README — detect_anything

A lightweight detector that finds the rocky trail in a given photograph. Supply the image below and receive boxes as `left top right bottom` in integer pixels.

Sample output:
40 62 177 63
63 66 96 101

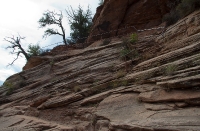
1 7 200 131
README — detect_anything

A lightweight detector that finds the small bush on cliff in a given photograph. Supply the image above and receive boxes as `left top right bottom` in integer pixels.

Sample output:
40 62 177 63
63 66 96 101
129 33 138 43
4 82 14 95
120 37 139 61
27 44 42 57
163 0 200 26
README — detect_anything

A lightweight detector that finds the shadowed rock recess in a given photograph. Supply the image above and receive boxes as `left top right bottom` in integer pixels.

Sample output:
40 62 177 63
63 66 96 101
1 2 200 131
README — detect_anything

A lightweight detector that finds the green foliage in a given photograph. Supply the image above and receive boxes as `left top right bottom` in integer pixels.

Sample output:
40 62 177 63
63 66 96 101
120 37 139 61
129 33 138 43
38 10 67 45
4 82 14 95
38 11 59 27
120 37 131 60
27 44 42 57
66 5 93 44
120 48 131 59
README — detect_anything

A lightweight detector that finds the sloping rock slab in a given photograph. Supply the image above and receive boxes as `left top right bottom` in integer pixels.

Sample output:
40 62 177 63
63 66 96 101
96 93 200 130
139 89 200 103
113 84 160 93
80 90 111 106
157 74 200 89
144 103 176 111
96 93 148 122
110 115 200 131
38 93 83 109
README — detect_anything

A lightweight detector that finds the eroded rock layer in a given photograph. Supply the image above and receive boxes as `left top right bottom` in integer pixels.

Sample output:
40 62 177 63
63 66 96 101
87 0 170 42
0 8 200 131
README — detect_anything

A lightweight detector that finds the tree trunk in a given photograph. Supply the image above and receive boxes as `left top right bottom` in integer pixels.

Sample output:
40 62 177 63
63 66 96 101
60 23 67 45
18 44 30 60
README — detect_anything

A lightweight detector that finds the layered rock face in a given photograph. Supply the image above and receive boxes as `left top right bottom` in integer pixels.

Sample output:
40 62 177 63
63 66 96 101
87 0 169 42
1 5 200 131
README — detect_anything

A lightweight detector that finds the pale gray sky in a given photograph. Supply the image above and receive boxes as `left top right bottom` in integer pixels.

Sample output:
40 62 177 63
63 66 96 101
0 0 99 85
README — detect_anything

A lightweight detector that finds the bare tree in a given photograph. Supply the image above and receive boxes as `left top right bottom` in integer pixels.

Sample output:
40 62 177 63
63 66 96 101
38 10 67 45
4 35 30 66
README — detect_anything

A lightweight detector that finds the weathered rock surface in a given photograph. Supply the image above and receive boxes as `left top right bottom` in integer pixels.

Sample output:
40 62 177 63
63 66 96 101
139 89 200 103
1 5 200 131
87 0 170 42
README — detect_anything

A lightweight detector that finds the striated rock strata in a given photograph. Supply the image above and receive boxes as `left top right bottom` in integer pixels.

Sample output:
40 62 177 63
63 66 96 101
1 7 200 131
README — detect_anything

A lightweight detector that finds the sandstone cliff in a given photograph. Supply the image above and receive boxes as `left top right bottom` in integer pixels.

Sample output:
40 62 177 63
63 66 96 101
1 2 200 131
87 0 170 42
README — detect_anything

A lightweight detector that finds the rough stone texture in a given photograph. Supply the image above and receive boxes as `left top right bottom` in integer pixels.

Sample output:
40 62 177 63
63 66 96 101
1 6 200 131
23 56 50 70
139 89 200 103
87 0 169 42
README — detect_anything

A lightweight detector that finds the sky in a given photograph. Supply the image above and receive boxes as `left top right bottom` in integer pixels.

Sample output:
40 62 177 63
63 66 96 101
0 0 99 85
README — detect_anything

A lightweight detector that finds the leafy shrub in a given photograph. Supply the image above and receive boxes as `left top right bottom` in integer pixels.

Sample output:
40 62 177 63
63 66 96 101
129 33 138 43
120 37 139 61
27 44 42 57
4 82 14 95
120 48 131 59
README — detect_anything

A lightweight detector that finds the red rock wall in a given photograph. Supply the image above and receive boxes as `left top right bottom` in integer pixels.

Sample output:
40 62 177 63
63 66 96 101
87 0 170 42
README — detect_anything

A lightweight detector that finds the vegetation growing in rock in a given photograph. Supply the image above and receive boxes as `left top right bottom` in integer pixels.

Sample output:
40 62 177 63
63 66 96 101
66 5 93 44
38 10 67 45
4 81 14 95
4 35 31 66
27 44 42 57
129 33 138 43
163 0 200 26
120 37 139 61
